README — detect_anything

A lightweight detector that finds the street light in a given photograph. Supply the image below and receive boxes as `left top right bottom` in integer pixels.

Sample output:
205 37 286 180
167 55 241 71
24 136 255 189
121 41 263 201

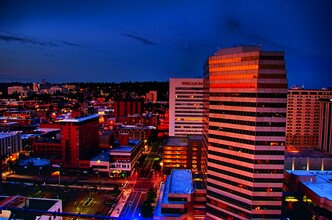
159 161 163 181
97 160 100 180
52 164 61 185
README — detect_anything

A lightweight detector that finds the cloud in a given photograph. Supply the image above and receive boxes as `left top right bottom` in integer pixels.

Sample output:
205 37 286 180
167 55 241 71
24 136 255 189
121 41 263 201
221 17 297 53
120 32 157 45
60 40 84 48
0 33 58 47
225 17 241 32
43 53 56 57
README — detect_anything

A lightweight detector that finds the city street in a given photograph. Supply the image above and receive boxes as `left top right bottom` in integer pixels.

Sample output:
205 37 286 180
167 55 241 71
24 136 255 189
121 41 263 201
119 191 146 219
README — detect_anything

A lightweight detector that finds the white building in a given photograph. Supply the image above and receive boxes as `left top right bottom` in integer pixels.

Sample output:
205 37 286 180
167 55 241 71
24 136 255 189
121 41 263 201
169 78 203 136
0 131 22 156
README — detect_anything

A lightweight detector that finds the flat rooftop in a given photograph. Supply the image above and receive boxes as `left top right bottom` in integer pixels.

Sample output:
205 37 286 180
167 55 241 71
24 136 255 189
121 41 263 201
169 169 193 194
286 170 332 201
18 157 50 167
113 139 140 146
0 131 21 139
110 146 133 153
91 150 110 162
187 135 203 141
0 196 60 219
155 169 193 218
28 197 59 210
59 114 99 123
34 128 60 133
285 147 332 158
165 136 187 146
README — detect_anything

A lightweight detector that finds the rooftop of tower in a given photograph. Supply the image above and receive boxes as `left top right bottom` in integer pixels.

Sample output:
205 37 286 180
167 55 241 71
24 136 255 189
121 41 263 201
214 45 261 55
165 136 187 146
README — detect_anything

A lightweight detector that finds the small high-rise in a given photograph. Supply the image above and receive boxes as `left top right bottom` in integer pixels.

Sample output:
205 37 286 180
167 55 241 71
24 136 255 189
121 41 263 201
169 78 203 136
286 88 332 147
318 98 332 153
203 46 287 219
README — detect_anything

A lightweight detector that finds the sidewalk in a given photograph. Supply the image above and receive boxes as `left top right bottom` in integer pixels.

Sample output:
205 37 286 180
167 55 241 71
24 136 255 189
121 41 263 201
109 188 131 217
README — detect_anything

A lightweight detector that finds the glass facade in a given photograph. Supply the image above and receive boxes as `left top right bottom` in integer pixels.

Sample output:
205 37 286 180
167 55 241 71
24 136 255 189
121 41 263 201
203 46 287 220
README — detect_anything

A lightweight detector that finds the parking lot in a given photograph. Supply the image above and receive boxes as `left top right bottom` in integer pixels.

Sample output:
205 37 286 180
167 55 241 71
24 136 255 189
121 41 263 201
2 182 122 219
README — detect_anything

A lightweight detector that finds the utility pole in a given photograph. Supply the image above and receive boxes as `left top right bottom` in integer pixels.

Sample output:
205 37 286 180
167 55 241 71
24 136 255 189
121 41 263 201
0 151 3 195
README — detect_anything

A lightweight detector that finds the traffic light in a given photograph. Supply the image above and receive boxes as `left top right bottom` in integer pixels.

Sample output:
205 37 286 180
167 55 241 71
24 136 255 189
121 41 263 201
121 173 125 178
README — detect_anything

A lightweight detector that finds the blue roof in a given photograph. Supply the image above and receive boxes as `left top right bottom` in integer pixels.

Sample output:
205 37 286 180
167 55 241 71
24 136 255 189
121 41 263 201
154 170 193 218
0 131 21 139
110 146 133 153
169 169 193 194
91 150 110 162
161 169 193 204
286 170 332 202
113 139 140 146
60 114 99 123
18 158 50 167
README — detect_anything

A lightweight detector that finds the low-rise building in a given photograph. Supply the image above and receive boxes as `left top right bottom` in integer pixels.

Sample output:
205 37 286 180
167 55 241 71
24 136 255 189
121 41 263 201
90 150 110 176
0 195 62 220
154 169 195 220
163 136 203 175
109 137 142 178
116 124 153 152
284 170 332 219
284 147 332 170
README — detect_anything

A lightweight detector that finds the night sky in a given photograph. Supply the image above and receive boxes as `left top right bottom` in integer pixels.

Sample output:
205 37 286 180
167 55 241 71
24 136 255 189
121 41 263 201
0 0 331 88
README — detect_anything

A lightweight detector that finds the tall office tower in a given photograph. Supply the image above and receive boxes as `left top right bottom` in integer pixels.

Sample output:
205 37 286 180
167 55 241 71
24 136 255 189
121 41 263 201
203 46 287 219
318 99 332 153
169 78 203 136
286 88 332 148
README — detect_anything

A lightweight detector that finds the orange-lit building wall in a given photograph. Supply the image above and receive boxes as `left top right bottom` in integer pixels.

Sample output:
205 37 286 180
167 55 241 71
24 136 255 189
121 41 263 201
114 98 144 118
60 115 99 168
204 46 287 220
286 89 332 148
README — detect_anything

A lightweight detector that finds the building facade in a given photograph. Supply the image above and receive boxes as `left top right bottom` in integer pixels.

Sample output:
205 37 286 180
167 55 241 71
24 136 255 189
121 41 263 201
146 90 157 103
169 78 203 136
163 135 203 175
109 138 142 178
318 98 332 153
59 114 99 169
284 170 332 219
154 169 195 220
113 98 144 118
286 89 332 148
203 46 287 219
0 131 22 157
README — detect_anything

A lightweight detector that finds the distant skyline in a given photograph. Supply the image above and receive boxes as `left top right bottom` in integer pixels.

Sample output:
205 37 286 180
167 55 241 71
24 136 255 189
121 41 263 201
0 0 331 88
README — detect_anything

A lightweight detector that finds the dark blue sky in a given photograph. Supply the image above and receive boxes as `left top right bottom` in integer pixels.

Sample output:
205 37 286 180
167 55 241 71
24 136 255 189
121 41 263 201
0 0 331 88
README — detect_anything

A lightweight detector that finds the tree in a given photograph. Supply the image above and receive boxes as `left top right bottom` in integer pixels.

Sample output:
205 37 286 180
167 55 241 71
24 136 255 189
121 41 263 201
141 201 153 218
146 187 157 203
